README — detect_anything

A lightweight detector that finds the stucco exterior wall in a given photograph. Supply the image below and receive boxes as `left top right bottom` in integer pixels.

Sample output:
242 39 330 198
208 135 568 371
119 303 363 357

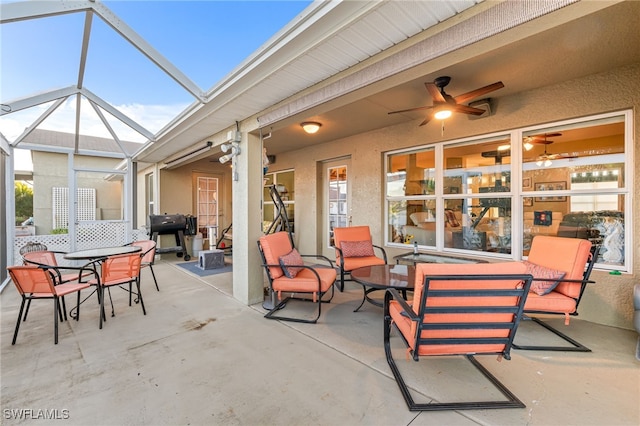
267 63 639 330
157 158 232 250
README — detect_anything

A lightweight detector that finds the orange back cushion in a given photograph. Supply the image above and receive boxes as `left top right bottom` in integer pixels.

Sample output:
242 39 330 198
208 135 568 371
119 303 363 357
527 236 592 298
259 232 294 279
411 262 528 355
333 226 372 261
413 262 528 315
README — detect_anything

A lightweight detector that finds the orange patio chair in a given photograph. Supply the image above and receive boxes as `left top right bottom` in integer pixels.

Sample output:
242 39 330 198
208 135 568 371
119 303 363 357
7 265 91 345
514 235 598 352
258 231 336 323
86 253 145 329
22 250 94 285
127 240 159 291
22 249 96 321
333 225 387 292
383 262 533 411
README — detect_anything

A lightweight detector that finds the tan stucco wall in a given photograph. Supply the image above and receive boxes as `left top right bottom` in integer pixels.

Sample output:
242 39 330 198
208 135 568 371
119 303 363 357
156 158 232 250
266 62 640 330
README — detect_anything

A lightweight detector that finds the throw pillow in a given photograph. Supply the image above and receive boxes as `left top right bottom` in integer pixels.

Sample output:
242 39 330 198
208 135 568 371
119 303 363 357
523 260 566 296
279 249 304 278
341 240 375 258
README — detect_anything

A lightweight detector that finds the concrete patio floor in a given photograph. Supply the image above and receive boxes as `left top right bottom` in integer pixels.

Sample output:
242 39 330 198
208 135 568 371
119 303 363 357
1 255 639 425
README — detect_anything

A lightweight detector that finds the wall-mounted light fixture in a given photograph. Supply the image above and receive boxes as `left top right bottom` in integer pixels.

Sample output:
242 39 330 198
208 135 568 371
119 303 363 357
301 121 321 134
219 142 241 164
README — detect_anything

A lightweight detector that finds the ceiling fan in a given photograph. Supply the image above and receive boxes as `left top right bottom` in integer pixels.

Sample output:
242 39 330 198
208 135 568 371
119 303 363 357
525 133 576 166
387 76 504 126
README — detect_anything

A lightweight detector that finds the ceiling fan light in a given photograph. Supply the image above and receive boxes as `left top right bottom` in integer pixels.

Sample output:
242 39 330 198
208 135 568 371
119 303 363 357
544 159 552 167
536 159 543 167
523 142 533 151
301 121 321 134
434 109 452 120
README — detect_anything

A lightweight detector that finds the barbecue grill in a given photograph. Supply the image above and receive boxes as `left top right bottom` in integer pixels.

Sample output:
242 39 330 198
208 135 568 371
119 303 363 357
149 214 190 261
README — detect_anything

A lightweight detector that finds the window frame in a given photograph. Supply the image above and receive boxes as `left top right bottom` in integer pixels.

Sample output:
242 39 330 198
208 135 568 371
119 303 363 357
384 109 633 273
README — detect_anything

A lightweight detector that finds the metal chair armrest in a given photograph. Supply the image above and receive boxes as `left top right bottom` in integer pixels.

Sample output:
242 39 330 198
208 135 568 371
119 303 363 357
300 254 335 268
373 244 388 263
384 288 418 321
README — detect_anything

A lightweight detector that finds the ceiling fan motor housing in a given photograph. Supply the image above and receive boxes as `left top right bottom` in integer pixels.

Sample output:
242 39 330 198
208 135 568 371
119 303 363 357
467 98 492 119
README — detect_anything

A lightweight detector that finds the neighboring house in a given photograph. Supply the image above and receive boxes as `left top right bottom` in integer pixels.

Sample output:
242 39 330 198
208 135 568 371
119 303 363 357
23 129 139 235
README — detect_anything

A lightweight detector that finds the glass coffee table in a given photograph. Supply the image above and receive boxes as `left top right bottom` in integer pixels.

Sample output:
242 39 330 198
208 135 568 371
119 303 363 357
350 264 415 312
393 251 487 266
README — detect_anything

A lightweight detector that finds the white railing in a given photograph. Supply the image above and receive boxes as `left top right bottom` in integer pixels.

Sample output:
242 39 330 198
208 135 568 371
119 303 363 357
11 221 149 266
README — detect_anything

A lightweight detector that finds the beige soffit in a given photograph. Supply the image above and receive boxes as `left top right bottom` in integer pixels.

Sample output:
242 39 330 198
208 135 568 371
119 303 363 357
256 0 579 128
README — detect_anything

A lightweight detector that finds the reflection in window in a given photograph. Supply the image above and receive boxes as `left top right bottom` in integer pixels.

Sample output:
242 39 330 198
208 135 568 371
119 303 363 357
328 165 347 246
263 169 295 233
385 111 630 271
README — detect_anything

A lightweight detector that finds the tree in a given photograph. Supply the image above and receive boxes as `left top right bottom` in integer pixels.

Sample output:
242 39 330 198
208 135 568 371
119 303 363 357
15 181 33 225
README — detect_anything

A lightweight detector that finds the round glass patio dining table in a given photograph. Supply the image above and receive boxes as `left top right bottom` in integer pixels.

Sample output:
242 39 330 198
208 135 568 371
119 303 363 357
350 264 415 312
63 245 141 260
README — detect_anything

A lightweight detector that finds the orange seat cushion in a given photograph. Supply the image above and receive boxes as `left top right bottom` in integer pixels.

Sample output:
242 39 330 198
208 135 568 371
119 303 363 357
341 255 386 271
271 267 336 294
522 291 577 314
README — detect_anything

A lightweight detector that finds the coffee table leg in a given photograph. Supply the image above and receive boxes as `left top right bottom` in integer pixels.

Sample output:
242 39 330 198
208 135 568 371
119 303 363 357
355 286 385 312
354 285 367 312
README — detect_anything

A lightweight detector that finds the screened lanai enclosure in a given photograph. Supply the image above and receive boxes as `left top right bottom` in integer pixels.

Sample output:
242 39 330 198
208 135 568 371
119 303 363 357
0 0 217 283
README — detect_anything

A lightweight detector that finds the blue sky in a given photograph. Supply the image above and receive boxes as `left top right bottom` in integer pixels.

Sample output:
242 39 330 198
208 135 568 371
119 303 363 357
0 0 312 149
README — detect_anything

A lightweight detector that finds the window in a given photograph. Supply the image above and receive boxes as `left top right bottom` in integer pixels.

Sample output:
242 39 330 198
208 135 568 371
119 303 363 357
145 172 154 220
196 176 218 238
385 110 632 272
263 169 294 233
327 165 347 246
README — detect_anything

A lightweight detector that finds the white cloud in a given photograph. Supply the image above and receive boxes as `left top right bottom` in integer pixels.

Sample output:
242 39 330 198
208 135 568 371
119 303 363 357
0 97 189 143
1 97 189 171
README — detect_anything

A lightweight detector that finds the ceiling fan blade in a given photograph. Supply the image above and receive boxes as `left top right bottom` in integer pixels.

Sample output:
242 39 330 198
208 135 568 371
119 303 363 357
531 138 554 144
426 82 446 103
453 81 504 104
453 104 485 115
388 105 434 115
533 132 562 139
418 115 432 126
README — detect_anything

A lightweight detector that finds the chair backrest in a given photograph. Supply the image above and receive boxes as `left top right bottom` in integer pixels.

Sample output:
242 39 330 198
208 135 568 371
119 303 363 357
19 242 48 256
258 231 294 280
22 250 59 267
7 266 56 295
333 226 373 260
131 240 156 264
527 236 593 298
101 253 142 283
412 262 531 357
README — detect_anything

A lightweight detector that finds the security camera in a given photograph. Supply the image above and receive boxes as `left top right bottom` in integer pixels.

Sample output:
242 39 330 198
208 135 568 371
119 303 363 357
221 143 232 153
219 154 232 164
